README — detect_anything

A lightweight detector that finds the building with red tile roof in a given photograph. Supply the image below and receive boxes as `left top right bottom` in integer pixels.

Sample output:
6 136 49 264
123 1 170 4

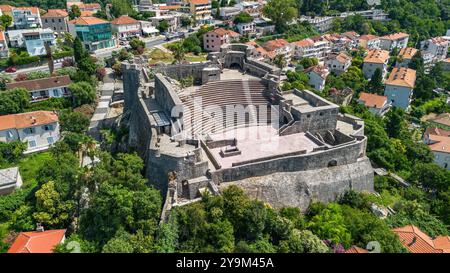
203 28 240 52
305 65 330 91
6 75 72 102
10 6 41 29
392 225 450 253
424 126 450 169
384 67 416 110
362 49 390 79
8 229 66 253
358 92 390 116
42 9 69 33
380 32 409 51
0 111 60 153
68 17 115 52
345 245 369 253
111 15 142 39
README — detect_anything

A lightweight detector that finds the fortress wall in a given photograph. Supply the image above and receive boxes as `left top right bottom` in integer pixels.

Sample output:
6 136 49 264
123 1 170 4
220 156 374 211
154 74 183 116
211 137 366 183
160 62 213 83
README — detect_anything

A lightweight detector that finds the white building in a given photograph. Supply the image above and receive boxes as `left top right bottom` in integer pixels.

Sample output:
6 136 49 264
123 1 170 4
358 92 391 116
384 67 416 110
420 37 450 63
236 22 256 36
299 16 334 33
5 75 72 103
379 32 409 51
140 20 159 37
262 39 292 61
291 38 331 61
0 167 22 196
362 49 390 79
305 65 330 91
0 31 8 58
22 28 56 56
325 52 352 75
111 15 142 39
0 111 60 154
424 127 450 170
358 34 380 49
11 7 41 29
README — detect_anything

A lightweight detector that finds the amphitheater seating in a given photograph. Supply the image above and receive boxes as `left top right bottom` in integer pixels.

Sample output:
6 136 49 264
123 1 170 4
181 79 275 136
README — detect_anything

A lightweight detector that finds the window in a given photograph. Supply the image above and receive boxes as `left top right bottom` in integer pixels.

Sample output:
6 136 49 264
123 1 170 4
47 137 54 145
6 130 14 140
43 124 54 131
28 140 36 148
58 19 62 23
24 127 36 134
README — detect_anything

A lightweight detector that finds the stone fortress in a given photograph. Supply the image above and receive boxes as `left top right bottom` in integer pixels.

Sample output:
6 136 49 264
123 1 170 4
122 43 374 213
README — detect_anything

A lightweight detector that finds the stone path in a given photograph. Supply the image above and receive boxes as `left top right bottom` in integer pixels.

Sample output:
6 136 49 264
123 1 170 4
88 69 115 141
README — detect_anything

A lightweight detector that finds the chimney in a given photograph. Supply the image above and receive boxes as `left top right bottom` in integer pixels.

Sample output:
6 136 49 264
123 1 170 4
408 236 417 247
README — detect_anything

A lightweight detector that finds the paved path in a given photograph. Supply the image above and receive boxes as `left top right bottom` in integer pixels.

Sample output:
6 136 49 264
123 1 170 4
88 69 116 140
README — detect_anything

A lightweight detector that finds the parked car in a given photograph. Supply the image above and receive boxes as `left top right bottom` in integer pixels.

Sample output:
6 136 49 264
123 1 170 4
5 66 16 73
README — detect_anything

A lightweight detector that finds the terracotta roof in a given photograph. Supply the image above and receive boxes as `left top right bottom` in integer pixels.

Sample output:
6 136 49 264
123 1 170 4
209 28 240 37
425 127 450 153
190 0 210 5
80 10 95 17
444 58 450 63
246 41 258 47
364 49 390 64
381 32 409 41
83 3 101 9
292 38 314 48
386 67 416 88
430 36 450 46
359 34 379 41
8 229 66 253
428 113 450 127
392 225 450 253
424 127 450 137
0 31 5 41
359 92 387 109
305 65 329 79
6 75 72 92
262 39 289 51
13 7 39 14
111 15 139 25
42 9 69 18
0 111 59 131
327 52 352 64
159 5 181 10
0 5 13 12
345 245 369 253
68 16 108 25
398 47 418 60
342 31 359 40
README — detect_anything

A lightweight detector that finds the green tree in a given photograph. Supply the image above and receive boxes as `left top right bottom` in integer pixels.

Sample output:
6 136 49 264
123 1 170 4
0 88 30 115
33 181 74 228
59 110 90 133
69 5 81 20
171 42 185 64
263 0 299 33
233 12 253 24
368 68 384 94
0 14 12 30
278 229 329 253
307 203 352 247
68 81 96 107
110 0 134 18
157 20 170 33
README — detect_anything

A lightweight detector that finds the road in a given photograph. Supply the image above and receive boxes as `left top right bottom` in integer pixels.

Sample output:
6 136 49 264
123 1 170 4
8 62 63 77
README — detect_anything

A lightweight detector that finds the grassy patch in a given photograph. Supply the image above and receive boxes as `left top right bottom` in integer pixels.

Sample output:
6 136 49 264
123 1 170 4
147 48 174 64
185 53 207 63
0 151 51 188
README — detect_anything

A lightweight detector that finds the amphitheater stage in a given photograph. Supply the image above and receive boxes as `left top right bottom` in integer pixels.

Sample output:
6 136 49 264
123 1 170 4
206 125 319 168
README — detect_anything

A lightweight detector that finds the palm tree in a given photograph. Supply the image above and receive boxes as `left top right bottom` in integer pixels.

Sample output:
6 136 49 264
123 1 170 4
172 42 186 64
273 54 287 79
